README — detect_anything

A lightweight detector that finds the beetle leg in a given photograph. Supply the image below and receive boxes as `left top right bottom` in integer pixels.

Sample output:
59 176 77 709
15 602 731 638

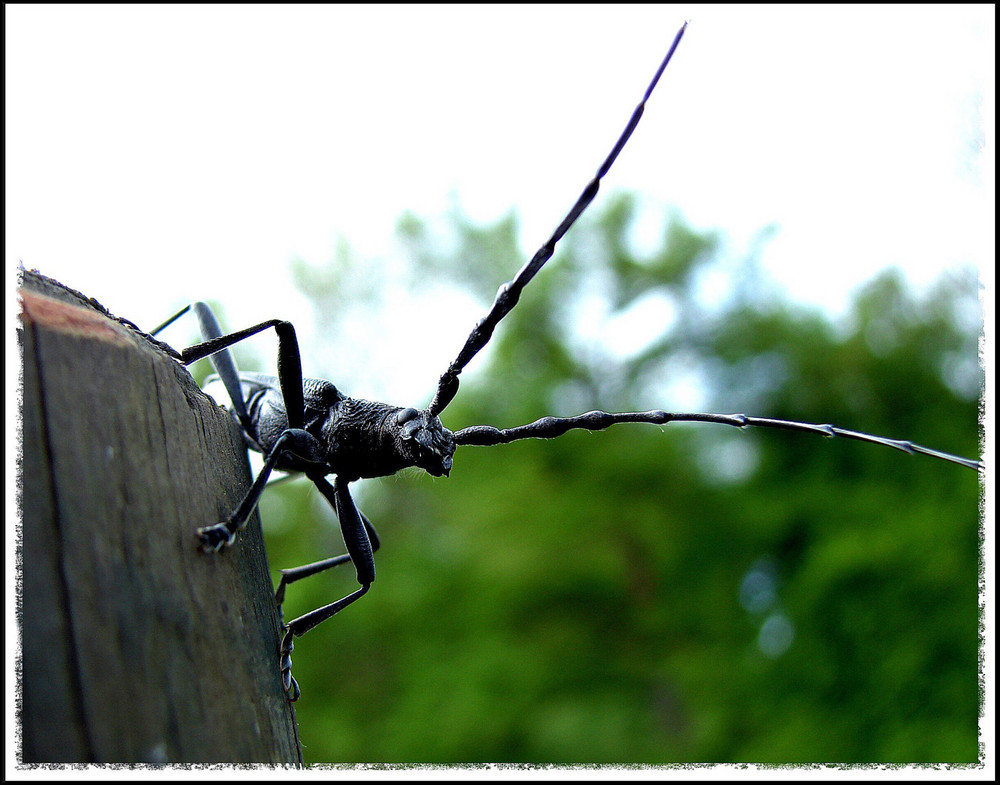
278 476 377 700
197 427 326 551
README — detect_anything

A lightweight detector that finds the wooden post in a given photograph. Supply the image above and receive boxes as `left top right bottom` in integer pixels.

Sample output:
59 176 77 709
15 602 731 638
18 271 303 765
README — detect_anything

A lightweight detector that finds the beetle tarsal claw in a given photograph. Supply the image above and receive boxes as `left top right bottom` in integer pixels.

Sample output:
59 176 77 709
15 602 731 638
196 522 235 552
279 630 300 700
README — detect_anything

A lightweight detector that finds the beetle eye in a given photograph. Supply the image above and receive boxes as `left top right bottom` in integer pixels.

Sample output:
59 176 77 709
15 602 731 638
395 407 420 425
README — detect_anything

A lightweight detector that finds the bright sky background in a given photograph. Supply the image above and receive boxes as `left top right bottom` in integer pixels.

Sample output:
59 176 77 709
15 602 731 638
7 3 994 405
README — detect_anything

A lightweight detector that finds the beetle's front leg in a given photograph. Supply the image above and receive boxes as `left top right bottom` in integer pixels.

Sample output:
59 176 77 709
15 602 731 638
273 511 380 621
278 475 376 701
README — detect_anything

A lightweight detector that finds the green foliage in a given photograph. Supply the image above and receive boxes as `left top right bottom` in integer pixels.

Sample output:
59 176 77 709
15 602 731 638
263 194 981 764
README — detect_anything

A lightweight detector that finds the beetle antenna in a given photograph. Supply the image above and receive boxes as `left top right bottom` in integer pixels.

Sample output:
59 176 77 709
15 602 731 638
427 22 688 417
453 410 983 472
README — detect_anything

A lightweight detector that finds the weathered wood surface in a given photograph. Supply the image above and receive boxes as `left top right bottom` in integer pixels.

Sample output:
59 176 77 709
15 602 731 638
18 270 302 765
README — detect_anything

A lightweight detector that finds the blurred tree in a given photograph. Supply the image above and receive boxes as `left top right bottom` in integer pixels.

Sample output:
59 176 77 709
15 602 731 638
265 194 981 764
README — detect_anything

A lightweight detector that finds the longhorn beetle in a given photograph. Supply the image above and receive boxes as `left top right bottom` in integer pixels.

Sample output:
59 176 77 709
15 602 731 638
152 22 982 702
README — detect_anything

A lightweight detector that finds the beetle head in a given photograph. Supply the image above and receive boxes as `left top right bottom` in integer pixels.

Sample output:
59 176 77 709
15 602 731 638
395 407 455 477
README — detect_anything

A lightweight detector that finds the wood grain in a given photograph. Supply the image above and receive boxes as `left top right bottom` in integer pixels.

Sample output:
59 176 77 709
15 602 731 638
18 272 302 765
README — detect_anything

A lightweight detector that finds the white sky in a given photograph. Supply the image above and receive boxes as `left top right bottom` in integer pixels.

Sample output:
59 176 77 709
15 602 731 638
6 3 994 403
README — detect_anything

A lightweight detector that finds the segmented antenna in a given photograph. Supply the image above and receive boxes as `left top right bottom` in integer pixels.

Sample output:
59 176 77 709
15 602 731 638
453 410 982 472
427 22 688 417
